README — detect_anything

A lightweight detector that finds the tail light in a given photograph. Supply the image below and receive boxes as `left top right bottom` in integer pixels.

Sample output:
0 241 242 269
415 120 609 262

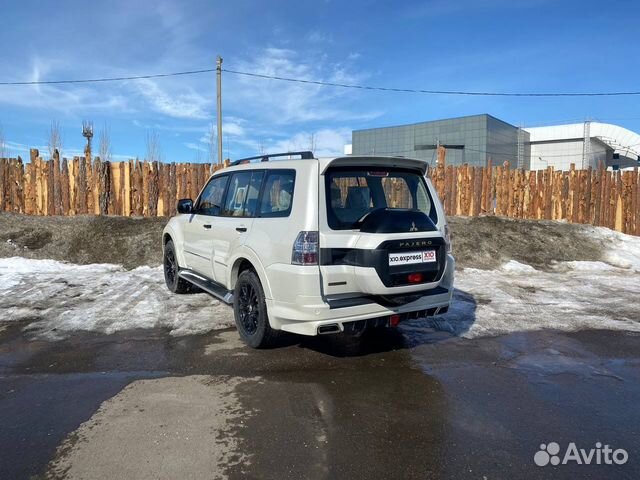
291 231 319 265
443 224 452 254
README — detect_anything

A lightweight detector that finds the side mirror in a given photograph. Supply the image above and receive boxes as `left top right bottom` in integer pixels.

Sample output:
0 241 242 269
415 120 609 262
177 198 193 214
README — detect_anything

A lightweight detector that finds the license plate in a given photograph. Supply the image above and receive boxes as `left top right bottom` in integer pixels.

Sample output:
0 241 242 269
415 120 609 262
389 250 436 266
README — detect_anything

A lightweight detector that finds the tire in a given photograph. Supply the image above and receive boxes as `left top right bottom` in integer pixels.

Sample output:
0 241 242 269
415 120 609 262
233 270 279 348
163 240 193 294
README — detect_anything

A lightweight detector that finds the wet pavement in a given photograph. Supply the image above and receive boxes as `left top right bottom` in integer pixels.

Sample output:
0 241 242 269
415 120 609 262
0 321 639 479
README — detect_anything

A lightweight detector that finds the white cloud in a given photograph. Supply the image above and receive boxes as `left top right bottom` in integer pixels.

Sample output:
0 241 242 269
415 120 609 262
134 78 210 120
223 122 245 137
0 57 130 114
229 48 382 125
185 142 207 152
306 31 332 44
262 128 351 157
198 119 246 144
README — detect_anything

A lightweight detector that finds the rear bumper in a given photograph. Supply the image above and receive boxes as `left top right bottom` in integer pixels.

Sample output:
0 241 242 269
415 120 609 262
266 254 455 336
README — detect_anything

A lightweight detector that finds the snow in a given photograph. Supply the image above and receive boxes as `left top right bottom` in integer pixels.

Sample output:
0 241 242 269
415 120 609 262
596 227 640 272
0 225 639 341
499 260 537 273
0 257 234 339
419 227 640 339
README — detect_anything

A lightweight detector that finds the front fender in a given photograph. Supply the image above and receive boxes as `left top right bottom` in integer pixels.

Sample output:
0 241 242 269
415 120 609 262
162 216 189 268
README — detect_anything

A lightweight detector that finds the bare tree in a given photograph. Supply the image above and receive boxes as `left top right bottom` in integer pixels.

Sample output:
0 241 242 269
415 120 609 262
98 123 112 162
0 123 7 159
309 132 316 153
48 120 63 160
145 129 162 163
206 122 216 165
193 148 203 163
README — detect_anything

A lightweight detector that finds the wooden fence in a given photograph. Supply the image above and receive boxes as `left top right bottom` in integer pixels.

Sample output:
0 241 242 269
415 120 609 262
430 159 639 236
0 149 225 217
0 149 638 236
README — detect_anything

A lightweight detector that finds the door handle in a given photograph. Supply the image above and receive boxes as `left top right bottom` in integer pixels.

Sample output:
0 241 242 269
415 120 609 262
203 224 212 229
235 227 247 233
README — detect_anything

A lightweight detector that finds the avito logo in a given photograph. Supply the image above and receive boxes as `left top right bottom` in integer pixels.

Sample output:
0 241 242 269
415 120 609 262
534 442 628 467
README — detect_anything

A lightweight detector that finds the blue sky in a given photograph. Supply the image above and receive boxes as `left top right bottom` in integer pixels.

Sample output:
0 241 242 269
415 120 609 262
1 0 639 162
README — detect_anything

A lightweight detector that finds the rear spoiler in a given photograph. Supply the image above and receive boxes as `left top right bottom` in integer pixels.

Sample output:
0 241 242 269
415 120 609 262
321 156 430 177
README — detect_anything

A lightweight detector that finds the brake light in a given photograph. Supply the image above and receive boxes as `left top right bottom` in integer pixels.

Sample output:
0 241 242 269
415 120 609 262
407 273 423 284
291 231 319 265
443 224 452 254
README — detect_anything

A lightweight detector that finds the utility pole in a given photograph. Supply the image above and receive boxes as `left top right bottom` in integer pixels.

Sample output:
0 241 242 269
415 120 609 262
216 56 223 166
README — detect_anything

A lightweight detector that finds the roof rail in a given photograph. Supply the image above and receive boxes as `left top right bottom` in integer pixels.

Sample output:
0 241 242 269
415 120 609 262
229 151 314 166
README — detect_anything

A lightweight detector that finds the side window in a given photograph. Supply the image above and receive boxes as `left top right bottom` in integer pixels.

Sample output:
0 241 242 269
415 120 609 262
244 171 264 217
259 171 295 217
222 172 253 217
197 175 228 216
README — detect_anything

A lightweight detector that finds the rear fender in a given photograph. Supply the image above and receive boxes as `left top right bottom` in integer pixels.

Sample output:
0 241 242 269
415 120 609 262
227 246 273 300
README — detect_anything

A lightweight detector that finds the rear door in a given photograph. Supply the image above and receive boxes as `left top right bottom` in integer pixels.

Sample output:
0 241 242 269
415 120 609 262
211 170 264 284
319 164 445 297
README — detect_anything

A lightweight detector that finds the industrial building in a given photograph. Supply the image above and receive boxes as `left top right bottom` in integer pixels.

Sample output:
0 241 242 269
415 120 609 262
349 115 640 171
527 122 640 171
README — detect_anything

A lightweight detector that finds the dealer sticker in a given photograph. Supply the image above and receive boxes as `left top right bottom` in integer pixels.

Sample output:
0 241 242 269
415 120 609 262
389 250 436 266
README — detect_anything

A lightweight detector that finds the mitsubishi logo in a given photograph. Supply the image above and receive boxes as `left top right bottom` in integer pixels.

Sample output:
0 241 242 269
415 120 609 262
409 221 418 232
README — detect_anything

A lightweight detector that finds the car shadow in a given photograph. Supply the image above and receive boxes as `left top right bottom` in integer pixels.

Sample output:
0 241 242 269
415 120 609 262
292 288 477 358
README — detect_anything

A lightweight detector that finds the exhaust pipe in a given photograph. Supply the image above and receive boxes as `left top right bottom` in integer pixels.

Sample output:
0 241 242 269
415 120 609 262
317 324 341 335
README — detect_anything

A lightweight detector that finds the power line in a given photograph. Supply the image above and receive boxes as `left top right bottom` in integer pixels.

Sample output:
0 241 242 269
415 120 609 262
0 68 216 85
1 65 639 97
222 68 640 97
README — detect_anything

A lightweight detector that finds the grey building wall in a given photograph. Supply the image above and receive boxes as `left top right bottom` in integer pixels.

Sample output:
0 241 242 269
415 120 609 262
352 114 530 169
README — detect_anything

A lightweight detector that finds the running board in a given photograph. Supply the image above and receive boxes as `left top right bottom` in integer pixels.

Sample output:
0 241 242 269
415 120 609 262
178 269 234 304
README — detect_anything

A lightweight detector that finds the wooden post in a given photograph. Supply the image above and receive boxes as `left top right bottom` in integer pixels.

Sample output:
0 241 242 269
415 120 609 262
149 161 159 216
61 159 70 215
632 168 639 235
133 160 143 216
124 160 132 216
98 159 110 215
615 171 623 232
603 171 611 229
77 157 88 214
169 162 177 216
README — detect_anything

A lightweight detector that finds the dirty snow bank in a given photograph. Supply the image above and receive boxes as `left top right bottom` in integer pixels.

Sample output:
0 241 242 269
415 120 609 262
0 226 639 341
0 257 234 339
419 228 640 338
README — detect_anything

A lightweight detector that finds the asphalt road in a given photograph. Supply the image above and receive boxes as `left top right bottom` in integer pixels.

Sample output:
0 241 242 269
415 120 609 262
1 321 639 480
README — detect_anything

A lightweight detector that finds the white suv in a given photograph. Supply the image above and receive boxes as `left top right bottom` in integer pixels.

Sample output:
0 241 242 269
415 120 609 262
162 152 454 348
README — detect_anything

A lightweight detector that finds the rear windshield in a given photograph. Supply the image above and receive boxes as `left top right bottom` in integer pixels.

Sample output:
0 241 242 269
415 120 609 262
325 167 438 230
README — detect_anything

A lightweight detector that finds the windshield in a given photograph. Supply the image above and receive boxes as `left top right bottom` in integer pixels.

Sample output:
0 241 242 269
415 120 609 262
325 167 437 230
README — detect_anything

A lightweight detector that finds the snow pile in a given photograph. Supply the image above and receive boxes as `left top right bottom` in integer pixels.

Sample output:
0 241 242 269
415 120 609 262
421 227 640 339
595 227 640 272
0 257 234 339
1 225 639 341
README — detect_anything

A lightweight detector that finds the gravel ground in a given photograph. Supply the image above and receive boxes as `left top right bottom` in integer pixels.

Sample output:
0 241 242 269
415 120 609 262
0 213 608 270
